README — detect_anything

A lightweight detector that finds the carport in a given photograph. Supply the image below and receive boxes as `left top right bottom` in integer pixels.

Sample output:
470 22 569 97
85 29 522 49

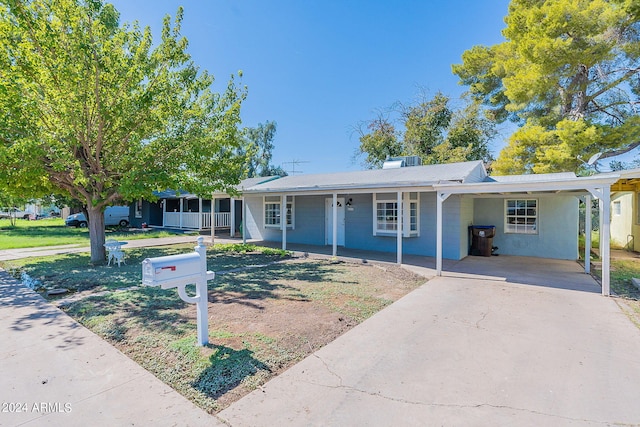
434 174 620 296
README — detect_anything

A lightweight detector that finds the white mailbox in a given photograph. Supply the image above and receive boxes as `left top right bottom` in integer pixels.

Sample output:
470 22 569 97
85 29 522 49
142 252 203 289
140 237 213 346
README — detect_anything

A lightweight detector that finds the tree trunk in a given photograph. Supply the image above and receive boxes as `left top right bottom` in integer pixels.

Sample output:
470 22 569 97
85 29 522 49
87 205 106 264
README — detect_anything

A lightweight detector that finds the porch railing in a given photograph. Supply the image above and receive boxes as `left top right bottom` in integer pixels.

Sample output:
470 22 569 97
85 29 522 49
163 212 229 229
214 212 231 228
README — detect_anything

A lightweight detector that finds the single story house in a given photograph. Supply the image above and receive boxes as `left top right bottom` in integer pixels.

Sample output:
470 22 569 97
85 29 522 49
236 160 620 296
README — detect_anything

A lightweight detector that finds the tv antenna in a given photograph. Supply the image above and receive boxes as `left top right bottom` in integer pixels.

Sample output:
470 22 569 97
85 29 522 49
577 152 602 172
282 159 309 175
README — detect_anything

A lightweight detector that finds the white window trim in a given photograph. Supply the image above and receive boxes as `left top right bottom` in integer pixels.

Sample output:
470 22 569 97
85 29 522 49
135 199 143 218
264 195 294 229
613 200 621 216
505 198 538 235
372 192 420 237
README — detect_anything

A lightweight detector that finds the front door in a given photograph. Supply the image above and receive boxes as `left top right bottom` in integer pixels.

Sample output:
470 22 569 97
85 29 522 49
325 197 346 246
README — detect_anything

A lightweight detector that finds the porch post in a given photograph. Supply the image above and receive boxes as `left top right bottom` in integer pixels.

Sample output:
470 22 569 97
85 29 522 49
585 195 591 274
436 192 451 276
332 193 338 257
198 197 203 230
281 194 287 250
242 197 247 244
601 186 611 296
162 199 166 227
230 197 236 238
211 196 216 245
179 197 183 229
397 191 403 265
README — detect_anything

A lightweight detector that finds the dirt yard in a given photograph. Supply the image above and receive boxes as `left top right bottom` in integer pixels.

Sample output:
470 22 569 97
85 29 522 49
60 254 426 412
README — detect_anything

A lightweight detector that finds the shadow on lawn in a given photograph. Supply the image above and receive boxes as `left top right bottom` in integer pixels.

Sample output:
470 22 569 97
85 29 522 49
211 260 352 307
65 287 190 336
192 345 270 400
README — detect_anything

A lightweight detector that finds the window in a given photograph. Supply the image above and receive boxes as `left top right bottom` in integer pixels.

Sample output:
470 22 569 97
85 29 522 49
373 192 419 237
135 199 143 218
264 195 294 228
505 199 537 234
613 200 621 216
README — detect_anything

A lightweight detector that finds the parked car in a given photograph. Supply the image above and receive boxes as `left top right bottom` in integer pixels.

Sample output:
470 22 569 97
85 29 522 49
65 206 130 228
0 208 32 220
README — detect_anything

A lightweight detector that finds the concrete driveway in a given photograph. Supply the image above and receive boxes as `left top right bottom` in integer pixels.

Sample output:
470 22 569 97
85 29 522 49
219 256 640 426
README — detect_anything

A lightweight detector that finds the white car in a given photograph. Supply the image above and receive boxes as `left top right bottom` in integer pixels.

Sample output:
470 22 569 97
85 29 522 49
65 206 130 228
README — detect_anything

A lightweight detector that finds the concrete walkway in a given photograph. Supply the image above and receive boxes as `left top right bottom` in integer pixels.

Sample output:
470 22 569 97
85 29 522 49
0 235 236 261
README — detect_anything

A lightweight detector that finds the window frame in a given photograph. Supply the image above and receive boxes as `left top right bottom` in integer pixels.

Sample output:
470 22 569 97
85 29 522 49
135 199 143 219
372 192 420 237
613 200 621 216
264 195 294 229
504 198 538 235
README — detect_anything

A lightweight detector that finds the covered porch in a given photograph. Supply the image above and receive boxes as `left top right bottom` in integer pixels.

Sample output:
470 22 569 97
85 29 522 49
161 195 237 232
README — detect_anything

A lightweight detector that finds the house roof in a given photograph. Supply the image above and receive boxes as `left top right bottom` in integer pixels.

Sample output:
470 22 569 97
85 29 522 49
157 176 281 199
434 173 620 195
486 172 577 183
244 161 487 194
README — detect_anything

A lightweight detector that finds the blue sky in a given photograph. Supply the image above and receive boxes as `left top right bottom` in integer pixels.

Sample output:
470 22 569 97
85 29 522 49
110 0 512 174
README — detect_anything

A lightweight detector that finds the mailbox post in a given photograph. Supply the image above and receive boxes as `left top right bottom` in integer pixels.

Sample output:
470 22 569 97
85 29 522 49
141 236 214 346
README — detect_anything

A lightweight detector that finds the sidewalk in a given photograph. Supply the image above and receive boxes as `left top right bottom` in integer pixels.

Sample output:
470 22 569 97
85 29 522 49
0 270 224 427
0 235 242 261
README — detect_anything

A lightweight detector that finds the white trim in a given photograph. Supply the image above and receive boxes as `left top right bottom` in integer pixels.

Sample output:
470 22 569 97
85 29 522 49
372 192 419 237
504 198 538 235
263 195 294 229
397 191 403 264
585 195 591 274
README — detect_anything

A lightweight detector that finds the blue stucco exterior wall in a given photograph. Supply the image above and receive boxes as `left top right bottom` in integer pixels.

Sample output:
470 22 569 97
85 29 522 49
473 195 579 260
244 192 469 260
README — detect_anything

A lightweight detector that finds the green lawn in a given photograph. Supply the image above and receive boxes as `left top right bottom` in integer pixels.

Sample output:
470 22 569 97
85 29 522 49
0 218 189 249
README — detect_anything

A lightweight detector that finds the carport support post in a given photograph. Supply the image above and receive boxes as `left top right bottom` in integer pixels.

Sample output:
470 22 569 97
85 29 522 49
397 191 403 264
436 192 451 276
585 195 591 274
601 186 611 296
332 193 338 257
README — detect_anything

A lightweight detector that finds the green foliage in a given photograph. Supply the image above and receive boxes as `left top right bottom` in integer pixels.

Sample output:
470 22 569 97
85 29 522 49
241 121 287 178
214 243 291 258
453 0 640 174
356 92 495 168
0 0 248 262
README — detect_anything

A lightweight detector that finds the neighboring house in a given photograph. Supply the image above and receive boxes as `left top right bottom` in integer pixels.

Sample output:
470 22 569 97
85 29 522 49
129 176 279 233
608 168 640 251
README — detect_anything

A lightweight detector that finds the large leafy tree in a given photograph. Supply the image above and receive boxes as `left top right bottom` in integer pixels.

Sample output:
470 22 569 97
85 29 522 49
0 0 248 263
356 92 495 169
453 0 640 174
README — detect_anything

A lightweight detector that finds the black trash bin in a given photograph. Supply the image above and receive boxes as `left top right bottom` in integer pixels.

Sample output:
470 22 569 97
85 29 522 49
469 225 495 257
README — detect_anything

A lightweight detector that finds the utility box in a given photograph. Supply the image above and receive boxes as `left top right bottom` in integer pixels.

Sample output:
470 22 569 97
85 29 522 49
142 252 203 289
470 225 496 257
